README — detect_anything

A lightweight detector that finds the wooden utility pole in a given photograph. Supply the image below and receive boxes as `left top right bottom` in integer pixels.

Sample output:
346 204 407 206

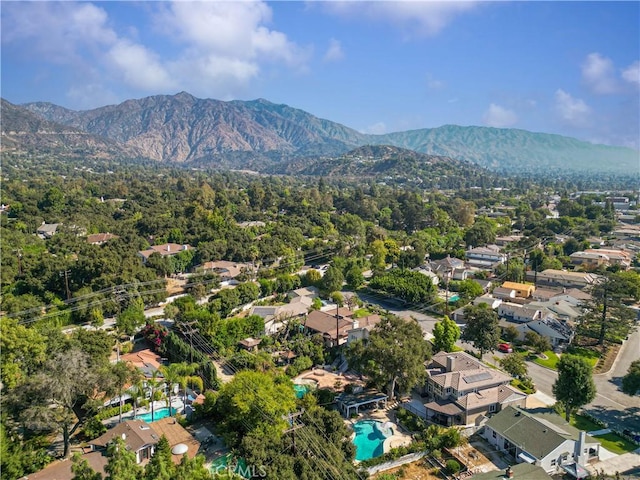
179 320 198 364
283 411 304 455
60 270 71 300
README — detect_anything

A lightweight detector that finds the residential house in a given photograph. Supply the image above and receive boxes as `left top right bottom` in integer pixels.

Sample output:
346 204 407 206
473 295 502 310
90 419 160 464
494 235 524 248
492 287 517 302
36 222 60 239
25 452 108 480
528 298 583 324
138 243 194 264
570 249 632 270
304 310 353 347
422 352 526 426
149 417 201 463
515 317 575 348
198 260 252 282
414 267 440 286
288 286 320 300
501 282 536 299
347 314 382 343
531 287 564 302
469 464 553 480
450 295 501 325
473 278 494 293
483 406 600 476
465 246 507 269
526 269 601 289
429 256 466 280
87 232 119 245
498 303 542 323
250 296 314 335
26 418 201 480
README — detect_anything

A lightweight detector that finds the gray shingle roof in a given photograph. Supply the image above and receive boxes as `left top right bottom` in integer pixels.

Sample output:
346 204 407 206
485 406 595 460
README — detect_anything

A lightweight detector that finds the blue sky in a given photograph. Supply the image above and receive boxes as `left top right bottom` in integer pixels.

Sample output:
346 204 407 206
2 1 639 148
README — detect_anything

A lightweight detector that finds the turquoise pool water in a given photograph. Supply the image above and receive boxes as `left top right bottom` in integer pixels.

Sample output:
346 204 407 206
448 294 460 303
210 454 250 478
294 384 311 398
136 407 176 423
352 420 393 461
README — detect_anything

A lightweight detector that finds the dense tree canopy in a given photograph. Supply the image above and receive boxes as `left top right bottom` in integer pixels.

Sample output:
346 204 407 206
461 304 501 357
553 355 597 422
622 360 640 396
347 316 432 398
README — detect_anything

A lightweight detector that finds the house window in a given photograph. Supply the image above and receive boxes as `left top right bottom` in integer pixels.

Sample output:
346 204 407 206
489 404 497 412
550 459 556 466
492 430 497 438
445 387 451 394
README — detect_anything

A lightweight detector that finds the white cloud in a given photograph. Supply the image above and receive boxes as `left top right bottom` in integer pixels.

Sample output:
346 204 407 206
482 103 518 128
582 53 617 94
1 2 116 65
622 60 640 87
323 38 345 62
160 2 307 66
323 1 478 37
361 122 387 135
1 1 309 106
555 89 591 126
107 40 175 91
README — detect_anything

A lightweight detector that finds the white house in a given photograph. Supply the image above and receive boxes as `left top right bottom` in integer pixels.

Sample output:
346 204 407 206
483 406 599 477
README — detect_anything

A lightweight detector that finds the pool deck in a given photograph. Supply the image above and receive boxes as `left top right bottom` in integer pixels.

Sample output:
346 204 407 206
349 409 413 458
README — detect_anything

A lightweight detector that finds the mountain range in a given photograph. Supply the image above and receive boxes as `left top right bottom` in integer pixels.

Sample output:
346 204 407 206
2 92 638 175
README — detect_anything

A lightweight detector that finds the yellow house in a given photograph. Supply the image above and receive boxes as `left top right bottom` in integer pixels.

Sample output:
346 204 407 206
501 281 536 298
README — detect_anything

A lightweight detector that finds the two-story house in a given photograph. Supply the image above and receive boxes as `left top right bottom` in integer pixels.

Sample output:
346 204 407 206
422 352 526 426
465 246 508 269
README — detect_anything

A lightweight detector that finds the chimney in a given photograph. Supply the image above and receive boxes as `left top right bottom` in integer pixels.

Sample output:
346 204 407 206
182 244 188 251
576 430 587 465
166 244 171 252
446 355 456 372
505 466 514 478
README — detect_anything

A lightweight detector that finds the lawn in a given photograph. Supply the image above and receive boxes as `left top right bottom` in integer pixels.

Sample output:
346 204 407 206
570 414 603 433
592 433 638 455
566 346 600 368
533 350 559 369
569 415 638 455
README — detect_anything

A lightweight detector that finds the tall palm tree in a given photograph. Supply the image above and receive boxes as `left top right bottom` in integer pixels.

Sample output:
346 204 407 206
130 378 146 419
108 362 138 424
159 362 198 416
147 370 165 422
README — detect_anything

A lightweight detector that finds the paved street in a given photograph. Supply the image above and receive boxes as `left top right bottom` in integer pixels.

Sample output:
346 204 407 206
584 329 640 434
360 292 640 434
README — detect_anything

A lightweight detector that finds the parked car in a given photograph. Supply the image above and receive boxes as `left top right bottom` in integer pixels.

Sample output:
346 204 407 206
498 343 513 353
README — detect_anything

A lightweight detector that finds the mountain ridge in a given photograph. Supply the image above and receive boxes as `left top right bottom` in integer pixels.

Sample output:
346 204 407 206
6 92 638 174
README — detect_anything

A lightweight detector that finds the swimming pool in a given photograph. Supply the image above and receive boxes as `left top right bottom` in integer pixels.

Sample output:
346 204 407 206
352 420 393 461
210 454 250 478
294 384 311 398
448 294 460 303
135 407 177 423
293 378 318 398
